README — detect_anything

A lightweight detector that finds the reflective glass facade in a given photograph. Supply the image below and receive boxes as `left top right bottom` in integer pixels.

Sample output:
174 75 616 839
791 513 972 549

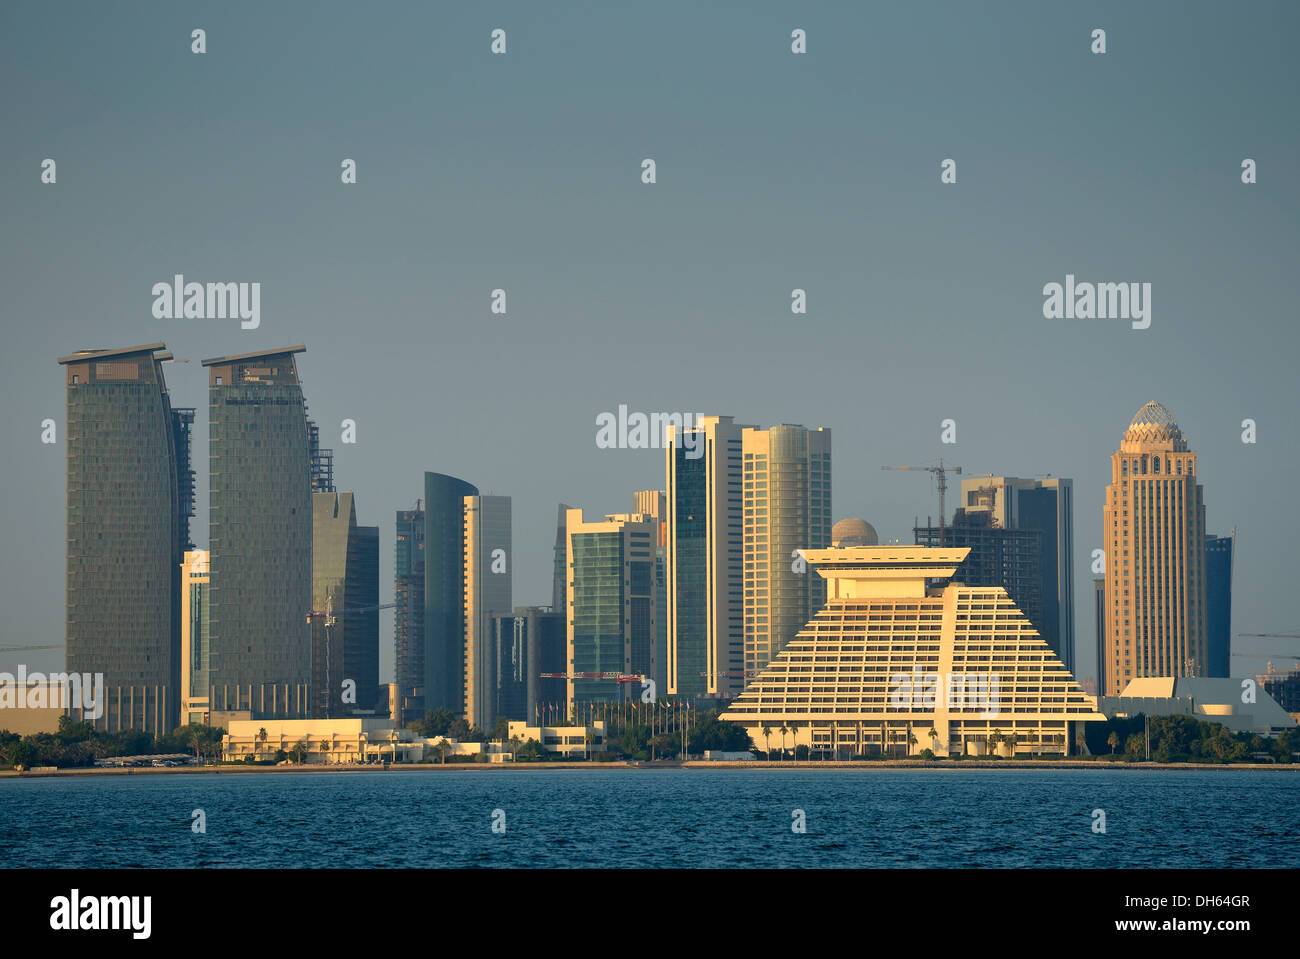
204 348 312 714
60 344 182 734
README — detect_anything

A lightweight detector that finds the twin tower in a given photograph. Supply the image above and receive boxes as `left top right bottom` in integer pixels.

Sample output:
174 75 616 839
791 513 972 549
58 343 377 734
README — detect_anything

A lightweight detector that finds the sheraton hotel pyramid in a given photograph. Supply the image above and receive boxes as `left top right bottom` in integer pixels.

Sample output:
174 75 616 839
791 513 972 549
720 547 1105 758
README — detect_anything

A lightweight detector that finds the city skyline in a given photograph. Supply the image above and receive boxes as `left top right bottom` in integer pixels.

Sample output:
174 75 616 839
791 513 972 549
37 351 1262 698
4 2 1297 693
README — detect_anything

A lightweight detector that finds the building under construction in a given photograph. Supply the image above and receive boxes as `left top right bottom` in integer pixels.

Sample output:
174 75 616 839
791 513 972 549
1260 665 1300 716
915 509 1046 645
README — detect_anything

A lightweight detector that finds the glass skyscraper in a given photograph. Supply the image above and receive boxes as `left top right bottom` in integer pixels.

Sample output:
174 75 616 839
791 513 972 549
58 343 185 733
203 346 313 717
1205 532 1234 677
423 472 477 715
566 509 657 710
394 504 425 724
311 491 380 717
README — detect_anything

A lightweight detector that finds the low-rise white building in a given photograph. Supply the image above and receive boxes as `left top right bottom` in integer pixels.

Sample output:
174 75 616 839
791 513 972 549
507 721 607 758
1100 677 1297 737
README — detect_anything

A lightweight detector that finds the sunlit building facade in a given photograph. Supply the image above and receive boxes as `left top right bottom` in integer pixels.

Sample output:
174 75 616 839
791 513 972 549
58 342 189 734
742 424 832 681
1102 402 1207 695
721 547 1104 757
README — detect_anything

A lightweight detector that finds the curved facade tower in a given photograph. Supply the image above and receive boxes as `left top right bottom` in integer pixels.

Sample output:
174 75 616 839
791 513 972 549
422 472 477 715
1101 402 1207 695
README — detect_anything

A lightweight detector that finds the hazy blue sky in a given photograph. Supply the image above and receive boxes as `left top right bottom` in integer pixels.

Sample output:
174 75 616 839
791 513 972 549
3 1 1297 687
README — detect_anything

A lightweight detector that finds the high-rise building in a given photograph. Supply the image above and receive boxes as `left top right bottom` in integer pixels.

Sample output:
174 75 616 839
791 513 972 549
1094 576 1106 694
741 424 832 679
203 346 313 718
311 491 380 717
566 509 657 710
1102 401 1208 695
721 547 1105 757
489 607 566 724
179 549 210 726
394 504 425 725
552 503 572 612
422 472 477 716
58 343 186 734
1205 532 1234 678
633 490 669 695
173 407 197 552
955 475 1075 671
463 495 512 730
665 415 748 702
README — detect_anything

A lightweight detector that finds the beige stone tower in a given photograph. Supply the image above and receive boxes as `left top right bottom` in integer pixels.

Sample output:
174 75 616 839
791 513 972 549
1102 402 1207 695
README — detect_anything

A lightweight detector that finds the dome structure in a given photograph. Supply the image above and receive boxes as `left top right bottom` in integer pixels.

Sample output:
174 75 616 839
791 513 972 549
1122 401 1187 451
832 518 878 547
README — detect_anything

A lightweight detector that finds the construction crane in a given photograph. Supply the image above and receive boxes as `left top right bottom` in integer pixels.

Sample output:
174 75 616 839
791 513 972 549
539 672 645 683
1236 634 1300 665
882 460 962 546
306 598 397 718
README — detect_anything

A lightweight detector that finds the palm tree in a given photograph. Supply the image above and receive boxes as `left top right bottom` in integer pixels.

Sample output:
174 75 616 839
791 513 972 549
319 739 331 763
1107 731 1120 755
1005 732 1019 757
761 724 772 759
292 738 309 764
779 724 789 761
927 727 939 755
584 729 594 761
256 727 268 762
788 722 799 761
436 736 452 764
508 736 521 761
908 729 918 756
990 730 1003 757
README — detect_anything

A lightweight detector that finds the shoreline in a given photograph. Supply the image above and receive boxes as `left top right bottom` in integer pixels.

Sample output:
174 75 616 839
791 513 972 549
2 758 1296 779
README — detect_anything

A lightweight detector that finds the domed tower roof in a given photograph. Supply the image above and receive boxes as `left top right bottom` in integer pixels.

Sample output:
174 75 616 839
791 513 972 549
832 518 878 547
1122 401 1187 451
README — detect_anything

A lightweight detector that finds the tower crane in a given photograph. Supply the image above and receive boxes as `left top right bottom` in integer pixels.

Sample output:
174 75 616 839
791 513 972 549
306 598 397 718
881 460 962 546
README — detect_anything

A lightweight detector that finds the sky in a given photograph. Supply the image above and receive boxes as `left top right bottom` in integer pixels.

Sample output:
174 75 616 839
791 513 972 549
2 1 1297 687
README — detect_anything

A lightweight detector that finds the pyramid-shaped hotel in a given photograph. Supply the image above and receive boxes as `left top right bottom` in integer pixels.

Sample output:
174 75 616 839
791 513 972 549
720 547 1105 757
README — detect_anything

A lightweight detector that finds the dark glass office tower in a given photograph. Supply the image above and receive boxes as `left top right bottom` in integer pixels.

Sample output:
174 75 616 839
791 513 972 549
203 346 312 718
312 491 380 717
1205 533 1234 677
490 607 565 723
552 503 571 612
1015 481 1075 673
394 505 425 723
669 447 708 700
172 407 197 552
58 343 184 733
423 472 478 715
1094 577 1106 694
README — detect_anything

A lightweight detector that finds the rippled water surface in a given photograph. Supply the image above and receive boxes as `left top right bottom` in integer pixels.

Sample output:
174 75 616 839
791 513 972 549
3 768 1296 868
